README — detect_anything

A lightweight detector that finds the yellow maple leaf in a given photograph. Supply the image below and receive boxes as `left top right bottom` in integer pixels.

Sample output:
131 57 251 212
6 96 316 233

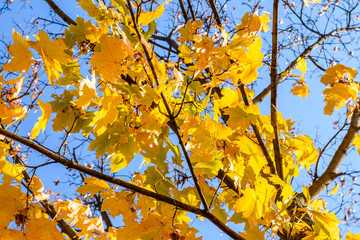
296 57 307 76
346 231 360 240
30 30 72 85
29 177 49 201
236 12 270 36
234 187 257 218
91 35 130 82
100 190 138 224
138 1 170 26
25 217 63 240
2 30 33 73
77 0 101 18
178 20 203 42
352 134 360 155
323 82 359 115
0 101 27 125
72 75 96 109
0 184 26 228
91 87 123 135
230 37 263 85
77 177 111 197
310 211 341 239
328 183 339 196
291 84 310 98
30 99 52 140
292 135 318 169
320 64 357 86
0 161 25 184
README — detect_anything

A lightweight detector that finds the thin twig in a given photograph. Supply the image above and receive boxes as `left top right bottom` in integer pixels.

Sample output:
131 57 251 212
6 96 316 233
310 109 360 201
314 120 348 179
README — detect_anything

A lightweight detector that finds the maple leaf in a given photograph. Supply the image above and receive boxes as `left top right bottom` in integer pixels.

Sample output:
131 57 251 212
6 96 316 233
64 17 108 48
0 101 27 125
290 74 310 98
91 35 131 82
296 57 307 76
30 99 52 139
137 1 170 26
236 12 270 36
30 30 73 85
25 217 63 240
0 184 26 228
2 30 34 73
72 74 96 109
291 84 310 98
328 183 339 196
291 135 318 169
29 177 49 201
0 142 25 183
229 36 263 85
77 177 111 197
77 0 101 18
320 64 357 86
346 231 360 240
178 20 203 42
323 82 359 115
100 190 138 224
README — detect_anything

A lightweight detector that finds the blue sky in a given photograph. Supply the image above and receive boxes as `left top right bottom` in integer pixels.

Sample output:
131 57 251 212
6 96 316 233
1 0 360 239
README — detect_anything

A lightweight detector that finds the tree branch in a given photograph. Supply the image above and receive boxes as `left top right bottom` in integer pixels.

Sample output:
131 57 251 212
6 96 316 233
44 0 76 26
314 120 348 179
5 139 80 240
209 0 222 28
178 0 189 22
239 84 276 175
309 108 360 201
253 27 360 105
0 128 243 240
270 0 283 180
126 0 209 212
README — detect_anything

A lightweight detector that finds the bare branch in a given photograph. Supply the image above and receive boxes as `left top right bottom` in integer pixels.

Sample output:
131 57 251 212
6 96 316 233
271 0 283 180
310 108 360 201
44 0 76 26
253 27 360 105
209 0 222 28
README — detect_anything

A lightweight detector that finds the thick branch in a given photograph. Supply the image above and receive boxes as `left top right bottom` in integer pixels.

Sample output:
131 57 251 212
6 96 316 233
270 0 283 180
253 27 360 105
151 35 179 52
178 0 189 22
44 0 76 26
309 109 360 201
209 0 222 27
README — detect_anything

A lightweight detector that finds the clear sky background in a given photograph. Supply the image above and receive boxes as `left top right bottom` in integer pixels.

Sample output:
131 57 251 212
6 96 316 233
1 0 360 239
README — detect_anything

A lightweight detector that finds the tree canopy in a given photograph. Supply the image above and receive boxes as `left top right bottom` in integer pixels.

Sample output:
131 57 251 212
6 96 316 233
1 0 360 239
